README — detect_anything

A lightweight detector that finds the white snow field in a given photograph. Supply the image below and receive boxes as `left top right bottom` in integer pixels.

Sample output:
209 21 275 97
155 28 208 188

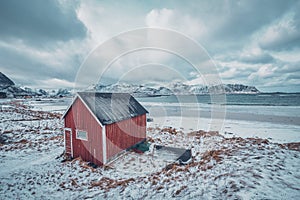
0 98 299 199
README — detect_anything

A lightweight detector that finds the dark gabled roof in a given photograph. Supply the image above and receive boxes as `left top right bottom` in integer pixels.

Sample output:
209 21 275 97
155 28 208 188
77 92 148 125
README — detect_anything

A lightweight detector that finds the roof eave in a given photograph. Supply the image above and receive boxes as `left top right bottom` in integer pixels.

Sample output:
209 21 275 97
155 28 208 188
61 93 104 128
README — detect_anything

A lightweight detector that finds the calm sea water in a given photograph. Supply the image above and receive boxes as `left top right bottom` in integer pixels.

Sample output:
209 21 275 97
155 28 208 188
138 93 300 106
137 93 300 118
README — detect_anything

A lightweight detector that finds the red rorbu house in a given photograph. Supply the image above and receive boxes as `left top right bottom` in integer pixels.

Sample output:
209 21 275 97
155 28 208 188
62 92 148 166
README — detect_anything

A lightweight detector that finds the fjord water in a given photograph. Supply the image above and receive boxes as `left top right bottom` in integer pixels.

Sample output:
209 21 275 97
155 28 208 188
138 93 300 142
138 93 300 124
139 93 300 106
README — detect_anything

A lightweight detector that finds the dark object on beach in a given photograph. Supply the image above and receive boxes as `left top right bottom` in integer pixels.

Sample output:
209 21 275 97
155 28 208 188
154 145 192 165
87 162 98 168
147 118 153 122
177 149 192 164
130 140 150 153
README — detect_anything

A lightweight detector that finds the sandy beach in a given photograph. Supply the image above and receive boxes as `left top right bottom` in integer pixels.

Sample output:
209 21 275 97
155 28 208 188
144 101 300 143
143 103 300 126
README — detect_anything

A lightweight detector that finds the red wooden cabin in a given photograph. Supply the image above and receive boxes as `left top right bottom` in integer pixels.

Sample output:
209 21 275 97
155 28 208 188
62 92 148 166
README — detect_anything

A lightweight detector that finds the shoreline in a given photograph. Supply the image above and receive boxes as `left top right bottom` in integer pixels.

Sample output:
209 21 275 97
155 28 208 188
145 105 300 126
147 116 300 143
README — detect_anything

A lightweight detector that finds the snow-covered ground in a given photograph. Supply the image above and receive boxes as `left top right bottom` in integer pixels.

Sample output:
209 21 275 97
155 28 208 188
149 116 300 143
0 98 299 199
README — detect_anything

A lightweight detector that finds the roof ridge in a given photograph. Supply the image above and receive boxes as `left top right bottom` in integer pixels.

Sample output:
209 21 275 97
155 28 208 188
73 92 148 125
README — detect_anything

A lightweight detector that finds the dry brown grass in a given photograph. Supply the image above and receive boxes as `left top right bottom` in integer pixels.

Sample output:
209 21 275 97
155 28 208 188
15 139 29 144
164 163 179 171
222 137 270 149
201 149 225 163
188 130 221 138
70 179 78 187
90 177 135 190
246 138 269 145
280 142 300 151
160 127 182 135
2 101 62 120
156 185 164 191
147 137 155 143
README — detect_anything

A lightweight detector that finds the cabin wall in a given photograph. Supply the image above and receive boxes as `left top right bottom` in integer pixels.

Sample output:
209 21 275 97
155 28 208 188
106 114 146 160
64 98 103 166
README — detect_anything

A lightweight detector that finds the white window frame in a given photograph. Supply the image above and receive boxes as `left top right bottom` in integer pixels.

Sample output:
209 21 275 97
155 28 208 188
76 129 88 141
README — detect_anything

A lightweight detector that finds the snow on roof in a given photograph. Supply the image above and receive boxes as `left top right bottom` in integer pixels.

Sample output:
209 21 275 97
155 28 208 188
77 92 148 125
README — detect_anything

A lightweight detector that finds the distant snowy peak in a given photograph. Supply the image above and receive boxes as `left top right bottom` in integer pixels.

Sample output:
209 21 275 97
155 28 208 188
190 84 260 94
219 84 259 94
93 82 260 96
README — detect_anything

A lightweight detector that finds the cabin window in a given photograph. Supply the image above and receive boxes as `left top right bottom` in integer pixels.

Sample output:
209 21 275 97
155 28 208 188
76 130 88 140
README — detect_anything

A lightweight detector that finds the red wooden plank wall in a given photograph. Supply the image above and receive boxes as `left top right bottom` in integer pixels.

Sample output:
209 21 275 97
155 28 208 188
105 114 146 159
64 98 103 166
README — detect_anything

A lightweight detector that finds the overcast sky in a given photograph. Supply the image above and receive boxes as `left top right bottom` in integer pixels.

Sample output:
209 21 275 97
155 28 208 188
0 0 299 92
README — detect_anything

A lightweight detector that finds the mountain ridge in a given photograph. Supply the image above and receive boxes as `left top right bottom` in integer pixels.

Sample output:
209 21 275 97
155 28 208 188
91 82 260 96
0 72 260 98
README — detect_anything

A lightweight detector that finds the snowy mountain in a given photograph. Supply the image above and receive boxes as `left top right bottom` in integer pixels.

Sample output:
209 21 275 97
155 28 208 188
0 72 74 98
0 72 51 98
0 72 28 98
91 82 260 96
0 72 15 86
0 72 259 98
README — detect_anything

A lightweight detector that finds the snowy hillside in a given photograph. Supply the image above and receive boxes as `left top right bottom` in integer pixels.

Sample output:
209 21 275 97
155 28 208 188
0 72 74 98
0 72 28 98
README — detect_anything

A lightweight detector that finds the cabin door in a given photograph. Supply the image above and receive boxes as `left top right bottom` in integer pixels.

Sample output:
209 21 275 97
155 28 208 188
64 128 73 157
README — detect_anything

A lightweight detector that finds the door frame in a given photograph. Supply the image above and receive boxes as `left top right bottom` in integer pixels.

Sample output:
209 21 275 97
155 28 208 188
64 128 73 157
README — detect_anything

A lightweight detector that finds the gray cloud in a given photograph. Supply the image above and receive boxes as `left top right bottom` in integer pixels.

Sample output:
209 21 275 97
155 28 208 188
218 65 257 80
0 0 86 46
276 61 300 73
258 1 300 51
0 0 299 92
0 0 87 88
0 42 81 87
239 52 274 64
197 0 297 52
287 74 300 80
